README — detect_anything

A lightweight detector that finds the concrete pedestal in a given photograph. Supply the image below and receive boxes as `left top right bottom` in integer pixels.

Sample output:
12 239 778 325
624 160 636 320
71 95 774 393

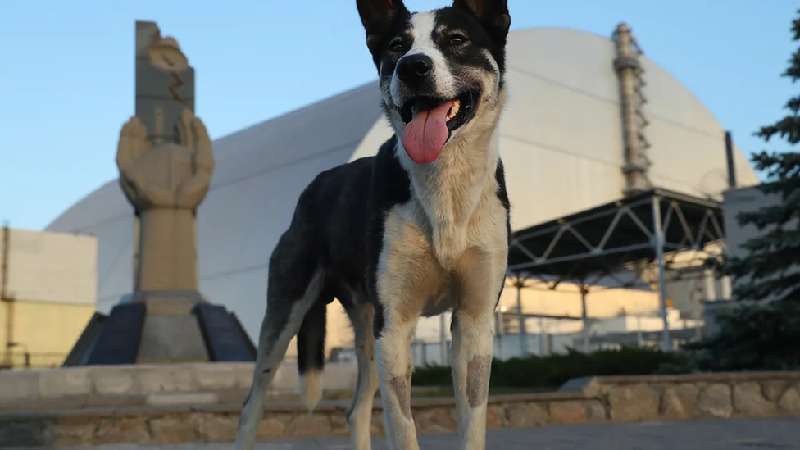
136 296 209 363
66 294 254 365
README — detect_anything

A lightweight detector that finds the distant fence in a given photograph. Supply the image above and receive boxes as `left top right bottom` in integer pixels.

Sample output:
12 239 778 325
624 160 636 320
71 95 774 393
411 334 577 366
410 328 703 367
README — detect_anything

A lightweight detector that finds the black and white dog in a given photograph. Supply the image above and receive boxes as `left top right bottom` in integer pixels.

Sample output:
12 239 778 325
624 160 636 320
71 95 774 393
236 1 510 449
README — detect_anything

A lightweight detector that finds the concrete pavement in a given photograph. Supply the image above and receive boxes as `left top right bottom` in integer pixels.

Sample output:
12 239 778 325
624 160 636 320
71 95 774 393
61 417 800 450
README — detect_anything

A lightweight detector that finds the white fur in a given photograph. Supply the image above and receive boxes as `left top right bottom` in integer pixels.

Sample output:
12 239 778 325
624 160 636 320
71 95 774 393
300 369 323 412
390 12 458 106
395 87 505 267
376 107 508 450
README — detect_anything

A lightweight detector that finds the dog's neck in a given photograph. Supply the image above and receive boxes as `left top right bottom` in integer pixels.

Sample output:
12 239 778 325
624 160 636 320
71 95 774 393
396 101 503 267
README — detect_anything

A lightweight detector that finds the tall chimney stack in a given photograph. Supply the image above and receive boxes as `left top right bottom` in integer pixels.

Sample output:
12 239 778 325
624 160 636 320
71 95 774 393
613 23 651 196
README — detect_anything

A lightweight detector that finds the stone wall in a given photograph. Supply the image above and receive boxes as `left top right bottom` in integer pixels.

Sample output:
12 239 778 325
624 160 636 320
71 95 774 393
0 362 355 412
1 367 799 447
563 371 800 421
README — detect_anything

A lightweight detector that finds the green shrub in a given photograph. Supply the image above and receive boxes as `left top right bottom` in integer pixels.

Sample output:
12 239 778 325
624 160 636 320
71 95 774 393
412 347 690 391
687 300 800 371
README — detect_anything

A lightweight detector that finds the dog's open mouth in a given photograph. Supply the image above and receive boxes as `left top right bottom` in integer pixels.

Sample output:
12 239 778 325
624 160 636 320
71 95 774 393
399 89 480 164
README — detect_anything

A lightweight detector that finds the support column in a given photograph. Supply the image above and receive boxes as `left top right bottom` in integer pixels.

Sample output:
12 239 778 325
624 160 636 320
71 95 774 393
439 313 447 364
580 284 590 352
720 276 733 300
515 277 527 356
652 196 673 351
703 269 717 301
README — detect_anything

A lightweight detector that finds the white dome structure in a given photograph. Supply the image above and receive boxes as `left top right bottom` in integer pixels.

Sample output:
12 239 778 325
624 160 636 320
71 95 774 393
49 28 758 340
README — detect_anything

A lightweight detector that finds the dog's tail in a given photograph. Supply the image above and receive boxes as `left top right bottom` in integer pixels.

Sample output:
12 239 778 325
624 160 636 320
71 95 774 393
297 299 326 411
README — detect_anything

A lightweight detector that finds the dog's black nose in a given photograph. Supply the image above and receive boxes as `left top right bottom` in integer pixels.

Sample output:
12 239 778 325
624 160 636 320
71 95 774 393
397 54 433 86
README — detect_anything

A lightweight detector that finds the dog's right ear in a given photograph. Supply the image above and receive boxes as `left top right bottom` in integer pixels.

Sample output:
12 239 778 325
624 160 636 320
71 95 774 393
357 0 408 42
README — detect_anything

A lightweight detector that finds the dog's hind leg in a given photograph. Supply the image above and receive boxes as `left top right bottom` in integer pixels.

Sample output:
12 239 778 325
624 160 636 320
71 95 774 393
234 268 324 450
345 301 379 450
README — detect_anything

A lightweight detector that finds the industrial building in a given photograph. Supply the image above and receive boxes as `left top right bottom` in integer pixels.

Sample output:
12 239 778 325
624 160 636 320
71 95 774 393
0 226 97 367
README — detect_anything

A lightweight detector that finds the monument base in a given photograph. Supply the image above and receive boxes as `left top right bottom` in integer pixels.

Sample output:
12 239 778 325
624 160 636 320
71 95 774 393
64 293 255 366
138 296 210 363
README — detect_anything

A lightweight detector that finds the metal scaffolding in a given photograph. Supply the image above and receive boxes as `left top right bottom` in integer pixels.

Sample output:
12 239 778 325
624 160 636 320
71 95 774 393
507 188 726 352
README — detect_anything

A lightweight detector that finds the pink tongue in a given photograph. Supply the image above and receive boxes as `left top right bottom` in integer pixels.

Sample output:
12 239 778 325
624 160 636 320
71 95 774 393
402 102 452 164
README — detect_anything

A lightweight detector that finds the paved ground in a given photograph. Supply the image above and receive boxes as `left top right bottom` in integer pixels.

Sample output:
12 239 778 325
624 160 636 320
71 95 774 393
63 417 800 450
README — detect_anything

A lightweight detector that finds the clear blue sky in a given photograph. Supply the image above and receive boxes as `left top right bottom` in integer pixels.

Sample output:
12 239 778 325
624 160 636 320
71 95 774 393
1 1 796 230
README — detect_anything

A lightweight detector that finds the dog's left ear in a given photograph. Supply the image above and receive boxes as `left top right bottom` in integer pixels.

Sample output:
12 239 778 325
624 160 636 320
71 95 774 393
452 0 511 42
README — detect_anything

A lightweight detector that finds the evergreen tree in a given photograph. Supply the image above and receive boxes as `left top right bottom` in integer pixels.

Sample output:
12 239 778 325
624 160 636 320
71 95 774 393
726 12 800 304
688 11 800 371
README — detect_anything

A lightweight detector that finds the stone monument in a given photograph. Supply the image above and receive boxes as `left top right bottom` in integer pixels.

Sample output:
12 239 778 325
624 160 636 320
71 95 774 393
66 21 254 365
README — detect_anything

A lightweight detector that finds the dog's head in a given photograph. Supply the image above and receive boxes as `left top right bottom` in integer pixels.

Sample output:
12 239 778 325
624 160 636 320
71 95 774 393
357 0 510 164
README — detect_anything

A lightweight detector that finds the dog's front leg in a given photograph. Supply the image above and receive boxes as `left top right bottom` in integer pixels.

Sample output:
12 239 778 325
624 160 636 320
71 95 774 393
451 250 506 450
377 310 419 450
451 309 494 450
376 212 446 449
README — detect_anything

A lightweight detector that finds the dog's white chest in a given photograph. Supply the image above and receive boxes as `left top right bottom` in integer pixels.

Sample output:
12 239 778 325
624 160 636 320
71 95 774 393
376 185 508 315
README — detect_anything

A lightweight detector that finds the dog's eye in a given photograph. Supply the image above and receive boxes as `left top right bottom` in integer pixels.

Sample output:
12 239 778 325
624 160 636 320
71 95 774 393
448 33 469 46
388 37 408 53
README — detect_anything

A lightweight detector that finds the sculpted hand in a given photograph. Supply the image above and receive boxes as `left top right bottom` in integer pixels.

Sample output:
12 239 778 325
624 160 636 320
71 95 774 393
116 110 215 210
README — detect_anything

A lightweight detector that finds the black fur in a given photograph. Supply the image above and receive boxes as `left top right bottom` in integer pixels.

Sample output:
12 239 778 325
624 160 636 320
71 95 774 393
280 137 409 380
434 6 509 84
494 159 511 304
297 298 327 374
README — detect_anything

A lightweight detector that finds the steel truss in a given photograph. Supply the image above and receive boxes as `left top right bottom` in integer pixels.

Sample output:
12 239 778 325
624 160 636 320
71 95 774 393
507 188 726 351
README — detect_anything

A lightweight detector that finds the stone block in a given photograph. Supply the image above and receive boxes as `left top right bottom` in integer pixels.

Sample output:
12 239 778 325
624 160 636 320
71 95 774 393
256 415 289 439
330 414 349 434
0 418 48 447
550 401 588 424
149 414 196 444
486 405 507 428
287 413 331 438
414 407 457 434
698 384 733 418
94 416 150 445
38 368 91 399
778 386 800 414
661 384 699 419
607 384 660 421
195 365 239 390
371 411 385 435
91 367 137 396
505 402 549 428
733 382 777 416
146 392 218 406
138 366 196 394
762 380 789 402
585 400 607 421
193 413 238 442
236 367 258 390
0 371 39 404
53 416 97 446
